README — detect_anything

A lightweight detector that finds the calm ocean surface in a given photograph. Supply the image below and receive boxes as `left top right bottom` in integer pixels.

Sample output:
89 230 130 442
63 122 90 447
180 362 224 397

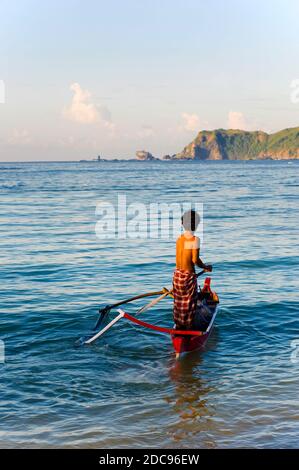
0 160 298 448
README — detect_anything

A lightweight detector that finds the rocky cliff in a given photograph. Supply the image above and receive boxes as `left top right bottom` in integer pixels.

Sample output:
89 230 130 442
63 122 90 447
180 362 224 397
174 127 299 160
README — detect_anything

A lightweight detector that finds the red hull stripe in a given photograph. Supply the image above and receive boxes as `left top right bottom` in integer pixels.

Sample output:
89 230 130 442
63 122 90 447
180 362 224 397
123 312 204 336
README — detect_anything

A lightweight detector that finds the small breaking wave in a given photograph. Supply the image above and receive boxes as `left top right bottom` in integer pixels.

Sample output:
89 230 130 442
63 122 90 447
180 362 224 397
0 181 25 190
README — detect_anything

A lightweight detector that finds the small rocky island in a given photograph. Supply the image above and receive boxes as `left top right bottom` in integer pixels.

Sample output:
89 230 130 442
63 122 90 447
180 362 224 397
136 150 159 161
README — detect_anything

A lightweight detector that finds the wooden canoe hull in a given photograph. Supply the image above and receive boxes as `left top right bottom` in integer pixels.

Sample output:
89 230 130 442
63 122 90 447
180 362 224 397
171 330 209 356
171 305 218 358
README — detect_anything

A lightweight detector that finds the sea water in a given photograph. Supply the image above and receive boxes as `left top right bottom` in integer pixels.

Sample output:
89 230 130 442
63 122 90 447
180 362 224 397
0 160 298 448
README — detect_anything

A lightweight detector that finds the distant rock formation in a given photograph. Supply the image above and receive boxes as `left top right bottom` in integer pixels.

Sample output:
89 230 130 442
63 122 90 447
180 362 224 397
171 127 299 160
162 154 176 160
136 150 158 161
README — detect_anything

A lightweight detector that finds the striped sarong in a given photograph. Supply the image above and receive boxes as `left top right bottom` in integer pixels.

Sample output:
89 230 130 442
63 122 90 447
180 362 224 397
172 269 198 329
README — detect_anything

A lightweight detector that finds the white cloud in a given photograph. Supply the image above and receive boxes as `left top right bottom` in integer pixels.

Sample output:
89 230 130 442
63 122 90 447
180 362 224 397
137 125 154 139
181 113 201 132
290 79 299 104
227 111 249 130
63 83 114 131
7 129 32 145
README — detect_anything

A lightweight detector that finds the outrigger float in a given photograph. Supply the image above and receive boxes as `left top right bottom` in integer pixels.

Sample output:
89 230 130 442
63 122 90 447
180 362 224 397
82 270 219 359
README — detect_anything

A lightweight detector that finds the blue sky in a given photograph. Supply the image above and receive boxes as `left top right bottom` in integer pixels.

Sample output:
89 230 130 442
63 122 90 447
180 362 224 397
0 0 299 160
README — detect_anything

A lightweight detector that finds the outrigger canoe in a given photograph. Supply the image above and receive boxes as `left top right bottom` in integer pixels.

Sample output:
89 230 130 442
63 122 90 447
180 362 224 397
82 270 219 359
171 301 219 358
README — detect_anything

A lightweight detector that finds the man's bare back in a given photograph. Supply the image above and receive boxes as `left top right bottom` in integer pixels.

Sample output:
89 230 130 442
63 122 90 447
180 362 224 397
176 231 211 273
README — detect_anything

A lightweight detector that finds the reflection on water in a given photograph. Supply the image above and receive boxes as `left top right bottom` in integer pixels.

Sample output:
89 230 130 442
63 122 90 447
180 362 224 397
166 330 219 447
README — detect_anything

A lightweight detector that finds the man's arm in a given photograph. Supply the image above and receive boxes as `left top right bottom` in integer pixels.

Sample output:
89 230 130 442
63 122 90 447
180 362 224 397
192 249 212 271
191 238 212 272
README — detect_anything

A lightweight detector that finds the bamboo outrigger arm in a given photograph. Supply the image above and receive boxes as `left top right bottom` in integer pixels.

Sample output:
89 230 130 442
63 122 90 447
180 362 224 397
87 289 172 344
86 269 207 345
85 307 204 345
119 310 204 337
93 288 170 330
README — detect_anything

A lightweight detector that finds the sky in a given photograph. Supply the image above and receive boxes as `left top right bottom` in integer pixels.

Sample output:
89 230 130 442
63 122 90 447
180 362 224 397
0 0 299 161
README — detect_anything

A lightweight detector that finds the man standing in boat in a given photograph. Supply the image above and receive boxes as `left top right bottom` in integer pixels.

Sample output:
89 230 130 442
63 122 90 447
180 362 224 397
173 210 212 331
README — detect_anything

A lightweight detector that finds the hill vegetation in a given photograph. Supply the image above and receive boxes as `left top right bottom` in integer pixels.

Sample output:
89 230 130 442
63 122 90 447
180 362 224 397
173 127 299 160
